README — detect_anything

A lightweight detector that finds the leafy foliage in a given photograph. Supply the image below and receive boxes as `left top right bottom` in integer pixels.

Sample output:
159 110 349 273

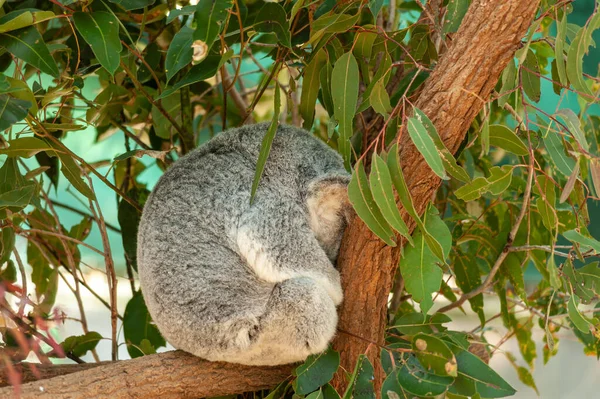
1 0 600 397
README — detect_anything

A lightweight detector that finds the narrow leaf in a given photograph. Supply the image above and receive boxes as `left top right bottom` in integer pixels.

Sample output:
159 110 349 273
407 116 446 180
348 160 396 247
73 12 122 76
370 153 413 245
165 26 194 81
332 52 359 169
251 84 281 203
0 26 59 77
300 49 327 129
489 125 528 156
194 0 233 52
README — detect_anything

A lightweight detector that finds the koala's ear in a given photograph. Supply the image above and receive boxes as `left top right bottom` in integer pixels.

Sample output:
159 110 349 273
306 175 354 223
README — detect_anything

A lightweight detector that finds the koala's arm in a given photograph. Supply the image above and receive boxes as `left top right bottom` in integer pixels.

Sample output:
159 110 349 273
235 192 344 305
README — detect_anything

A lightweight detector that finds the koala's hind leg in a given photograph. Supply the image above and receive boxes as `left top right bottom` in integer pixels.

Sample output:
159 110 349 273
233 277 337 366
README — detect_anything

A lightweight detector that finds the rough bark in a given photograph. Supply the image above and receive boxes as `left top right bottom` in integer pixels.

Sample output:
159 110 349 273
0 351 294 398
0 362 111 388
332 0 540 391
0 0 539 397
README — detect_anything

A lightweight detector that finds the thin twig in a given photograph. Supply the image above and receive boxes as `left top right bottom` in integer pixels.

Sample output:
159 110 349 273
439 132 536 313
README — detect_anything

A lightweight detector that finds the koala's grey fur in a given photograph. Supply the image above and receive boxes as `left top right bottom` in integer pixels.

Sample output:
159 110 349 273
137 123 352 366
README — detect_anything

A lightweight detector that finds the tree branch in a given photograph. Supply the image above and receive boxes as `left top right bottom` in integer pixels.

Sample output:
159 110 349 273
0 351 294 398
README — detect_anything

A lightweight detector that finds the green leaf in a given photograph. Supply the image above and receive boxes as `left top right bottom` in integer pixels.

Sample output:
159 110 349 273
563 230 600 253
448 343 516 398
370 79 392 116
414 108 470 183
109 0 156 10
488 125 528 156
319 62 334 116
332 51 359 169
0 137 54 158
412 333 457 377
119 188 148 272
486 166 513 195
392 313 452 335
368 0 384 18
566 12 600 99
443 0 470 34
301 49 327 129
251 84 281 203
454 166 512 201
0 185 35 211
521 49 540 102
577 262 600 296
382 370 410 399
166 5 195 24
407 115 446 180
253 2 291 48
543 129 575 177
0 26 59 77
343 354 375 399
0 10 54 33
546 255 561 290
0 260 17 283
357 52 391 113
194 0 233 53
387 144 424 230
353 31 377 61
516 366 539 396
40 123 85 132
47 141 95 200
159 54 223 99
536 175 557 233
498 59 516 107
452 249 484 317
0 227 15 265
123 291 166 358
165 26 194 81
556 109 588 152
0 94 31 131
555 14 568 86
397 356 454 397
73 12 122 76
295 347 340 395
559 161 580 203
399 227 443 314
568 295 592 333
61 332 102 357
348 160 396 246
310 13 360 46
370 153 413 245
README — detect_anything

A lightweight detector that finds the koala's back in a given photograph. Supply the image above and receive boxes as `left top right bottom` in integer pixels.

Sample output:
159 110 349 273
137 123 349 364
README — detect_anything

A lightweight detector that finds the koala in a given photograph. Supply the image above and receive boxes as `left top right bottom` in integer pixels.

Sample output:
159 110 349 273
137 123 352 366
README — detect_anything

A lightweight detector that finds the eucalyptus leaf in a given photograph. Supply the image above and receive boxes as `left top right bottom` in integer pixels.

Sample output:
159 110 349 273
73 12 123 76
0 26 59 77
348 160 396 247
332 51 359 169
251 84 281 203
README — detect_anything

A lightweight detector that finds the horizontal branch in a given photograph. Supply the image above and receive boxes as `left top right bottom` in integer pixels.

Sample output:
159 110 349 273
0 351 294 399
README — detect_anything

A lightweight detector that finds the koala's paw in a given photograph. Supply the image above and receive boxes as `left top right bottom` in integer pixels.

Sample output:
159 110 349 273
283 277 338 356
309 270 343 306
230 318 261 350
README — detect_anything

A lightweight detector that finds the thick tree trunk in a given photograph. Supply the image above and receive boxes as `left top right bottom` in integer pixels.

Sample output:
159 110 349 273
332 0 540 392
0 351 294 398
0 1 539 397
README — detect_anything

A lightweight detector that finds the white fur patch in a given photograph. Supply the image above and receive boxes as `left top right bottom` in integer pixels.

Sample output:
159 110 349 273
236 228 292 283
